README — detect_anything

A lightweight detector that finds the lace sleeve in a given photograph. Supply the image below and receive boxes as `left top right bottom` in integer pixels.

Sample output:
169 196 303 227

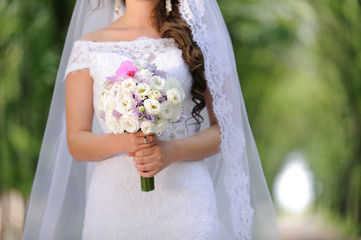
64 41 90 80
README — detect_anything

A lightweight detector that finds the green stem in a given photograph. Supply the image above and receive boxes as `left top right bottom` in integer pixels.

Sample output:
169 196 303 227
141 176 155 192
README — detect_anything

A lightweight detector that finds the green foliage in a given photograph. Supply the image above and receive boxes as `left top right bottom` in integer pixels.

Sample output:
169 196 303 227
0 0 74 194
219 0 361 235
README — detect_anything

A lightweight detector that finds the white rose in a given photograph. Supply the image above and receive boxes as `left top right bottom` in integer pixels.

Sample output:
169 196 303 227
120 78 137 95
166 76 181 90
121 113 140 133
137 69 153 80
159 101 173 120
106 116 124 134
101 89 112 107
110 82 122 98
166 88 183 105
148 89 162 100
115 95 136 114
140 120 155 135
103 94 116 118
144 98 161 115
153 119 169 134
135 83 150 100
96 100 106 120
166 76 185 99
149 76 167 91
169 104 182 122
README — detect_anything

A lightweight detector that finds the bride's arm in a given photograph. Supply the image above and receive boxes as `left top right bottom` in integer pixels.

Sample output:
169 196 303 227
65 70 155 162
132 88 220 177
172 88 220 161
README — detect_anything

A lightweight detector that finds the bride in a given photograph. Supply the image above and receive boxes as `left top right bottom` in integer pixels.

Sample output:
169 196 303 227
22 0 281 239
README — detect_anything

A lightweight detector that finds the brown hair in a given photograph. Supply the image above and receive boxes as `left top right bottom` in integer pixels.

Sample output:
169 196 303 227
153 1 207 126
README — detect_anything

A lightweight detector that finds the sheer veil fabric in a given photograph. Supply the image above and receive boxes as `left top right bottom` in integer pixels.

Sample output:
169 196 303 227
22 0 281 239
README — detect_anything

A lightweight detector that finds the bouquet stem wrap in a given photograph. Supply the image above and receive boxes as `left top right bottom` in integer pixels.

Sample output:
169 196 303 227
141 176 154 192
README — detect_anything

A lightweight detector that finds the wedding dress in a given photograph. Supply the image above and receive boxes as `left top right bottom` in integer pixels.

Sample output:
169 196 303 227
65 37 221 239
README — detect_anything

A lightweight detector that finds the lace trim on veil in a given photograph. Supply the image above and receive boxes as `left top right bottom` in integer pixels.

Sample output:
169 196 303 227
179 1 255 239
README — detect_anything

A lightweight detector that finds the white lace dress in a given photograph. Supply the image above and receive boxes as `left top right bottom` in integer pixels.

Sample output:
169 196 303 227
65 37 220 240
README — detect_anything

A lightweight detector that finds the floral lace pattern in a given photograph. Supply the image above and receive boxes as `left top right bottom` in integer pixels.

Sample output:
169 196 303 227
180 0 255 239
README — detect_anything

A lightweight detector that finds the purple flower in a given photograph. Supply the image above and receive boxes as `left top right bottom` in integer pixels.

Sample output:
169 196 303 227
147 64 157 73
158 92 167 102
133 107 143 118
144 114 158 123
176 110 187 123
153 70 167 79
139 78 148 83
112 110 122 119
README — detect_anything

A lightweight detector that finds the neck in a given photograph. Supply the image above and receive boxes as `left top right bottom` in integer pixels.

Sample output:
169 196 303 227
121 0 159 28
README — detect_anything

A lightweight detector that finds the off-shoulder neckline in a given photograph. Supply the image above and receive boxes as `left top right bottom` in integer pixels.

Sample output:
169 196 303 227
76 36 174 44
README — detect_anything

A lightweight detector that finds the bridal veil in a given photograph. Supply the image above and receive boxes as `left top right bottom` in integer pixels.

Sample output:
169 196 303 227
22 0 281 239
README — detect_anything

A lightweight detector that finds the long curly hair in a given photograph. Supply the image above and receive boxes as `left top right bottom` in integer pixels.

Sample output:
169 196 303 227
105 0 207 126
153 1 207 126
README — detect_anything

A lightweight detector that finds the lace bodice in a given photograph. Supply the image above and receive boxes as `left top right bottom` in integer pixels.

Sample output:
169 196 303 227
65 37 196 138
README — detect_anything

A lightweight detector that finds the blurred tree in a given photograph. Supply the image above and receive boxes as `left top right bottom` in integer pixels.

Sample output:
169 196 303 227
0 0 74 237
309 0 361 233
219 0 360 235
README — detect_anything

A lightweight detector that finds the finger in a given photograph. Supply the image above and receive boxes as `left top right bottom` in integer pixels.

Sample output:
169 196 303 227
126 152 135 157
135 131 154 137
133 152 160 164
134 147 156 158
138 169 158 178
135 142 156 151
135 161 161 172
133 155 154 164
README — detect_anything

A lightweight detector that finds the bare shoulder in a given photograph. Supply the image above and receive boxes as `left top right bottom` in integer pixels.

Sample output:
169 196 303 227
79 29 119 42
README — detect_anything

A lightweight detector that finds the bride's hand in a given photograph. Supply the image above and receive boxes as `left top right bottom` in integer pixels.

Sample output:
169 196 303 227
123 131 155 153
128 141 178 178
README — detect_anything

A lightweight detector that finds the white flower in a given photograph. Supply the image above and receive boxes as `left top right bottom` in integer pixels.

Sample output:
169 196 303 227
149 76 167 91
102 92 116 118
140 120 154 134
121 113 140 133
106 116 124 134
159 101 173 120
166 76 181 90
115 95 136 114
137 69 153 80
96 100 105 119
144 99 161 115
110 82 122 98
160 101 181 122
169 104 182 122
135 83 150 100
148 89 162 100
166 76 185 99
153 119 169 134
166 88 183 105
120 78 137 95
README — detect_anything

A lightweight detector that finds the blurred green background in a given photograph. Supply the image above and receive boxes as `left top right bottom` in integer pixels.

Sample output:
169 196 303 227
0 0 360 239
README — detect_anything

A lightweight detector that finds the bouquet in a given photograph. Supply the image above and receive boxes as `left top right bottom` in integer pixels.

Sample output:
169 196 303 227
97 60 186 192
